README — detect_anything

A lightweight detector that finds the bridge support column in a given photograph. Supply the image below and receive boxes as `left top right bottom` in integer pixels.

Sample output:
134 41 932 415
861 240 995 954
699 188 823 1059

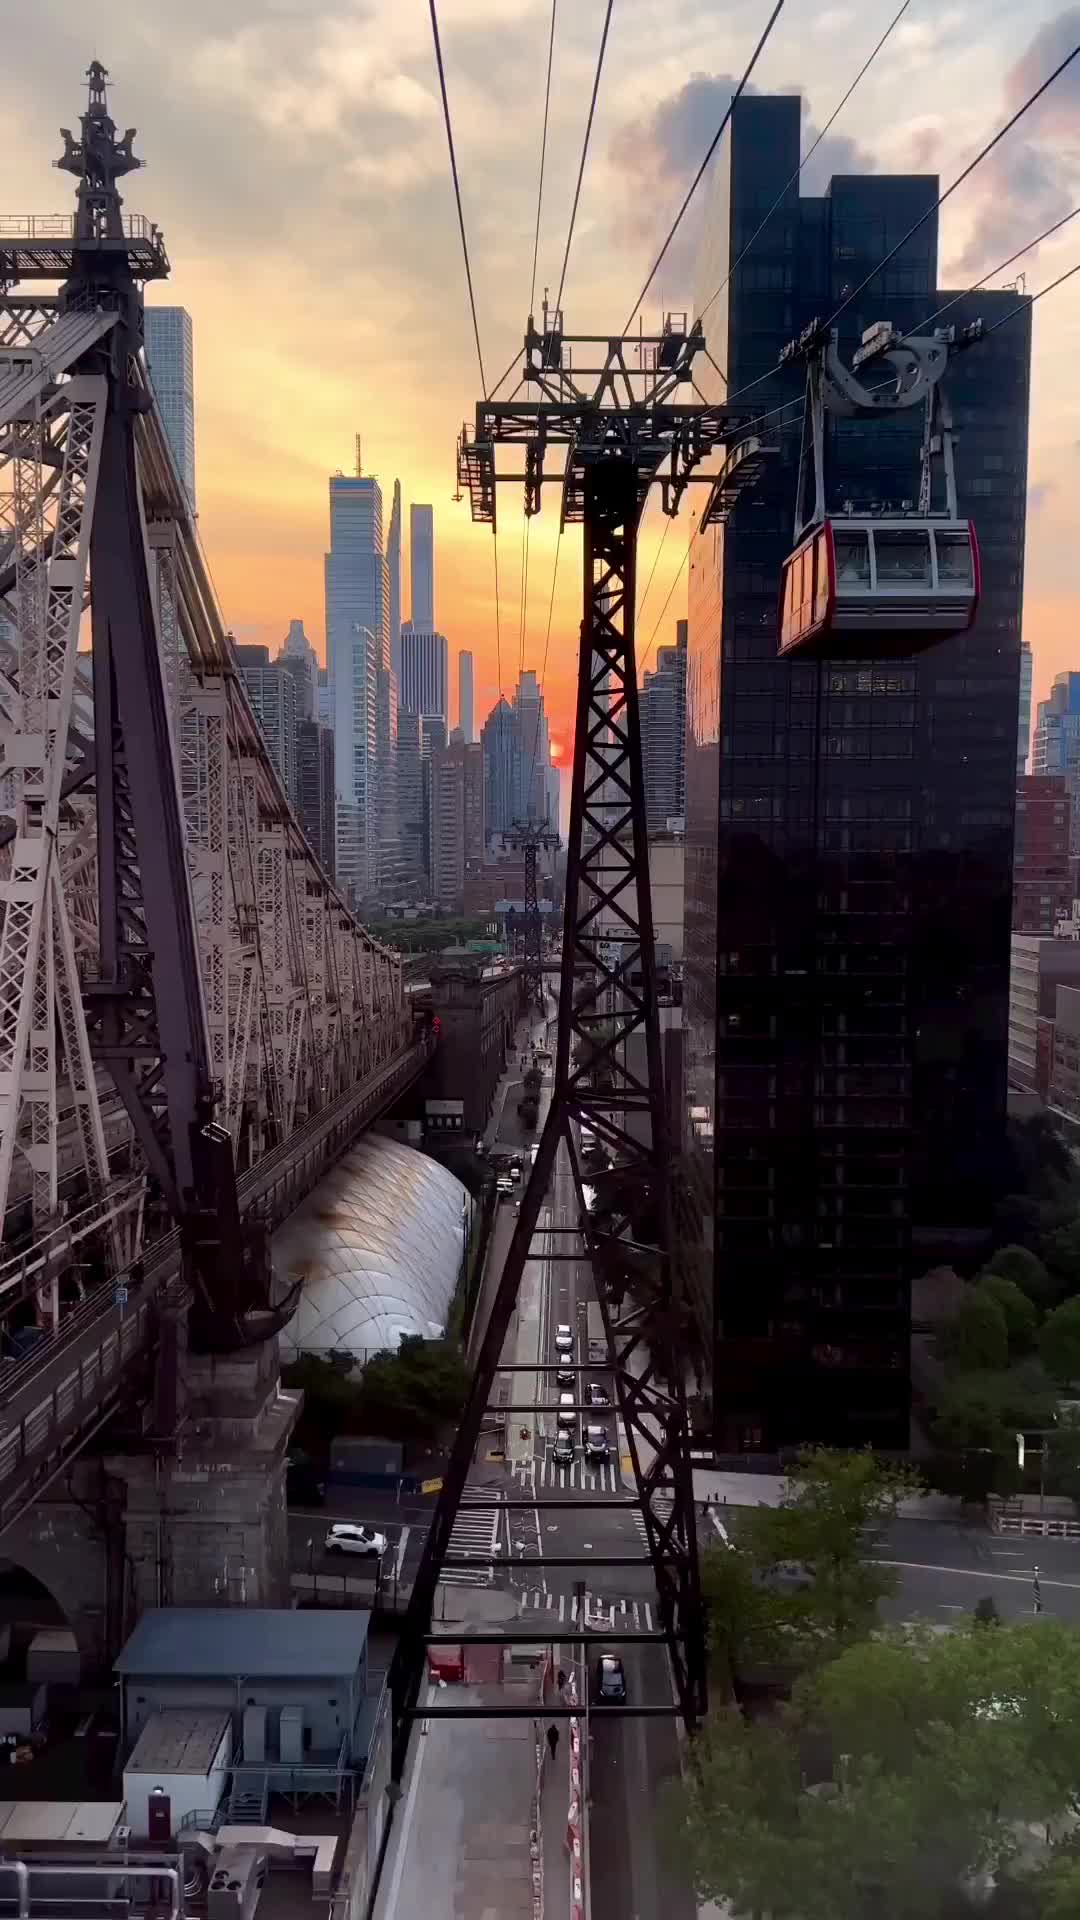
111 1339 299 1612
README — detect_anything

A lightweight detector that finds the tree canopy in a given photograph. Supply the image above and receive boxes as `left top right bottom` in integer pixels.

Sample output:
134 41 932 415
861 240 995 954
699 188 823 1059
975 1274 1039 1354
1038 1295 1080 1387
940 1289 1009 1375
284 1336 469 1452
677 1621 1080 1920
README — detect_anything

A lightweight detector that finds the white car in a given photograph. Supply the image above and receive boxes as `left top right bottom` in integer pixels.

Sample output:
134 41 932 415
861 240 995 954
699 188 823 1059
556 1392 576 1430
554 1324 574 1353
325 1523 387 1559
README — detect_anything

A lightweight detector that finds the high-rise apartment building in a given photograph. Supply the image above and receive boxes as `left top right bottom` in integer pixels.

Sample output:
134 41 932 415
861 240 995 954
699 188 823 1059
458 650 475 744
682 95 1031 1455
387 481 403 683
1032 672 1080 893
278 618 317 721
325 472 390 904
511 670 551 823
235 644 298 801
410 504 435 627
400 623 448 722
641 619 687 833
1013 775 1072 933
296 718 335 877
481 696 518 839
1018 642 1033 775
430 730 485 910
144 306 196 514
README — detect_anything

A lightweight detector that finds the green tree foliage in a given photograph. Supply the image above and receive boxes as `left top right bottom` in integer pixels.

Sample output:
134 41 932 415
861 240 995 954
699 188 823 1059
283 1337 469 1451
926 1366 1057 1501
1041 1223 1080 1306
677 1622 1080 1920
940 1290 1009 1375
730 1447 919 1656
522 1065 542 1094
1045 1408 1080 1499
984 1245 1055 1310
1038 1293 1080 1387
972 1595 1000 1628
973 1274 1039 1354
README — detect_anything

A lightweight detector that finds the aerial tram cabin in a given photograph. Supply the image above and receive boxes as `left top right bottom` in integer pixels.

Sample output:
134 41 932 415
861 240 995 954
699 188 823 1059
779 516 979 660
777 322 979 661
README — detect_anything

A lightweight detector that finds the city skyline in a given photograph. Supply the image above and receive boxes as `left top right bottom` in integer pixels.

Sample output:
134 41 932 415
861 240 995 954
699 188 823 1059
14 3 1057 746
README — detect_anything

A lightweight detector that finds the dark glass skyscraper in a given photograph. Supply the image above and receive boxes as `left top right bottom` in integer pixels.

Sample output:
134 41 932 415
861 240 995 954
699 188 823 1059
681 96 1030 1455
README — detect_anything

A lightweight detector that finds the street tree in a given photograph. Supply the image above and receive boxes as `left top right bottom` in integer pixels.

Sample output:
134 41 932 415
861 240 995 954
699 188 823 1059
735 1447 919 1653
926 1366 1057 1500
940 1289 1009 1375
983 1244 1054 1310
1038 1294 1080 1386
973 1273 1039 1355
677 1622 1080 1920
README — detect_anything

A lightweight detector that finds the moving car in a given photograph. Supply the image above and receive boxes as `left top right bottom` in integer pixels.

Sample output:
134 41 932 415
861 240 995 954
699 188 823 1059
552 1435 575 1466
555 1367 576 1389
554 1324 574 1353
584 1424 609 1462
556 1392 576 1430
324 1523 387 1559
594 1653 627 1704
496 1176 514 1196
585 1382 611 1409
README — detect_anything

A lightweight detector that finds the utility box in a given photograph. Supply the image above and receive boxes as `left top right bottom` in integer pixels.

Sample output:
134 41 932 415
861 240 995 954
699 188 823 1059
0 1683 46 1738
241 1706 266 1764
27 1630 80 1686
278 1706 304 1765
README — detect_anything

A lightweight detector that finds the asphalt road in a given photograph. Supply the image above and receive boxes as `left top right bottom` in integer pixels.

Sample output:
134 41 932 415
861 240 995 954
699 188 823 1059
877 1516 1080 1625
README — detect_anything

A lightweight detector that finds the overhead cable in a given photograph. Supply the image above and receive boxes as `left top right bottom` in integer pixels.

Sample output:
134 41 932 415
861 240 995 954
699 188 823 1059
912 205 1080 336
622 0 788 335
530 0 559 319
428 0 488 395
553 0 615 326
821 36 1080 335
695 0 912 340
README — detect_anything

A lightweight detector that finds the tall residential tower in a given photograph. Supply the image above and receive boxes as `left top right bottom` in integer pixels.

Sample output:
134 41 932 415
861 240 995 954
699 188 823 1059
325 471 390 904
143 306 196 513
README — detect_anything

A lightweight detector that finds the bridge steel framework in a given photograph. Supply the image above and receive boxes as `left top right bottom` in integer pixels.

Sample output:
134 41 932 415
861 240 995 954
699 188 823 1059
0 67 411 1354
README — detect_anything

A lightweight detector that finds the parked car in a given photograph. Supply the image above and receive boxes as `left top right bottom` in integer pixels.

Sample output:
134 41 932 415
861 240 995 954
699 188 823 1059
553 1435 575 1466
594 1653 627 1704
584 1424 609 1462
324 1523 387 1559
585 1383 611 1409
556 1393 576 1430
554 1324 574 1353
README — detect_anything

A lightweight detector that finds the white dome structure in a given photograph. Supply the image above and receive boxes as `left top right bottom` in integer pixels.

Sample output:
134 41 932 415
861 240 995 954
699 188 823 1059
275 1133 472 1364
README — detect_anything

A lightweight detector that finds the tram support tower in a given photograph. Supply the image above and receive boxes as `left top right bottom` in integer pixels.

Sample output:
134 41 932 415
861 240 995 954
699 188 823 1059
507 819 558 1005
391 310 772 1752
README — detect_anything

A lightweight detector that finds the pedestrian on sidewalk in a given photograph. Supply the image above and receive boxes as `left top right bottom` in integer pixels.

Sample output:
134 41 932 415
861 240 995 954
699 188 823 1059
546 1724 560 1761
556 1668 566 1692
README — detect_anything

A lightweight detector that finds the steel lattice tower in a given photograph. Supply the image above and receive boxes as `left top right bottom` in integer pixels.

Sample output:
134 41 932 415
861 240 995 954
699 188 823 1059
391 311 773 1752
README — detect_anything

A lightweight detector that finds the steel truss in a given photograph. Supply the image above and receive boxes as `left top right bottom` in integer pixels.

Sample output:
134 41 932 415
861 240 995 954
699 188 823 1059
0 64 409 1343
507 819 558 1005
394 316 773 1756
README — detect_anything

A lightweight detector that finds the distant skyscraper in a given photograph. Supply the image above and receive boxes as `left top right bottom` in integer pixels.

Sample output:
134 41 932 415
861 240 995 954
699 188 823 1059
316 666 332 729
278 618 317 722
144 306 196 513
400 623 448 721
1013 774 1071 933
431 730 485 910
458 650 475 744
510 669 552 823
1018 641 1033 776
235 643 298 801
296 718 335 877
387 480 403 683
481 696 518 839
325 470 390 903
410 504 434 626
641 618 687 833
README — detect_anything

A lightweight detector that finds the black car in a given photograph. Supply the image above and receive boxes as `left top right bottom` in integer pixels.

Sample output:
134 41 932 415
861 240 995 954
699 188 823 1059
594 1653 627 1704
553 1436 575 1466
556 1367 576 1389
585 1382 611 1408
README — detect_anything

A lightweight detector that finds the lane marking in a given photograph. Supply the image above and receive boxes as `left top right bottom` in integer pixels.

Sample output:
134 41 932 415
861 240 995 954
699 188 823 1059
874 1558 1080 1591
394 1525 410 1583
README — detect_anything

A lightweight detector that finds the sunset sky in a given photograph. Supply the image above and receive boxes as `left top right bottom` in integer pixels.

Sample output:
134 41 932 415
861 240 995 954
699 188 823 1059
4 0 1080 749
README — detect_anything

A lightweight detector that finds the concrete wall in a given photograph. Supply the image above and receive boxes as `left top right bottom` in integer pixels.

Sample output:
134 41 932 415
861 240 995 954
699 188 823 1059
0 1469 126 1671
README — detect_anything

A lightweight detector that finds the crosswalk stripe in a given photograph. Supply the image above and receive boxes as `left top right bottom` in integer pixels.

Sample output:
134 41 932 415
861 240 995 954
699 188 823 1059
516 1587 655 1630
438 1494 501 1588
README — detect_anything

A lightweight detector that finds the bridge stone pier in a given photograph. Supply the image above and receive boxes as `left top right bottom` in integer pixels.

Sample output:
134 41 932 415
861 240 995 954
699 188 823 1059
0 1466 125 1671
110 1338 299 1616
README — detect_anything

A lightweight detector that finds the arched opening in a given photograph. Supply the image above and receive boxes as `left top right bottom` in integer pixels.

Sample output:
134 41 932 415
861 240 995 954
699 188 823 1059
0 1557 74 1670
0 1557 117 1790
